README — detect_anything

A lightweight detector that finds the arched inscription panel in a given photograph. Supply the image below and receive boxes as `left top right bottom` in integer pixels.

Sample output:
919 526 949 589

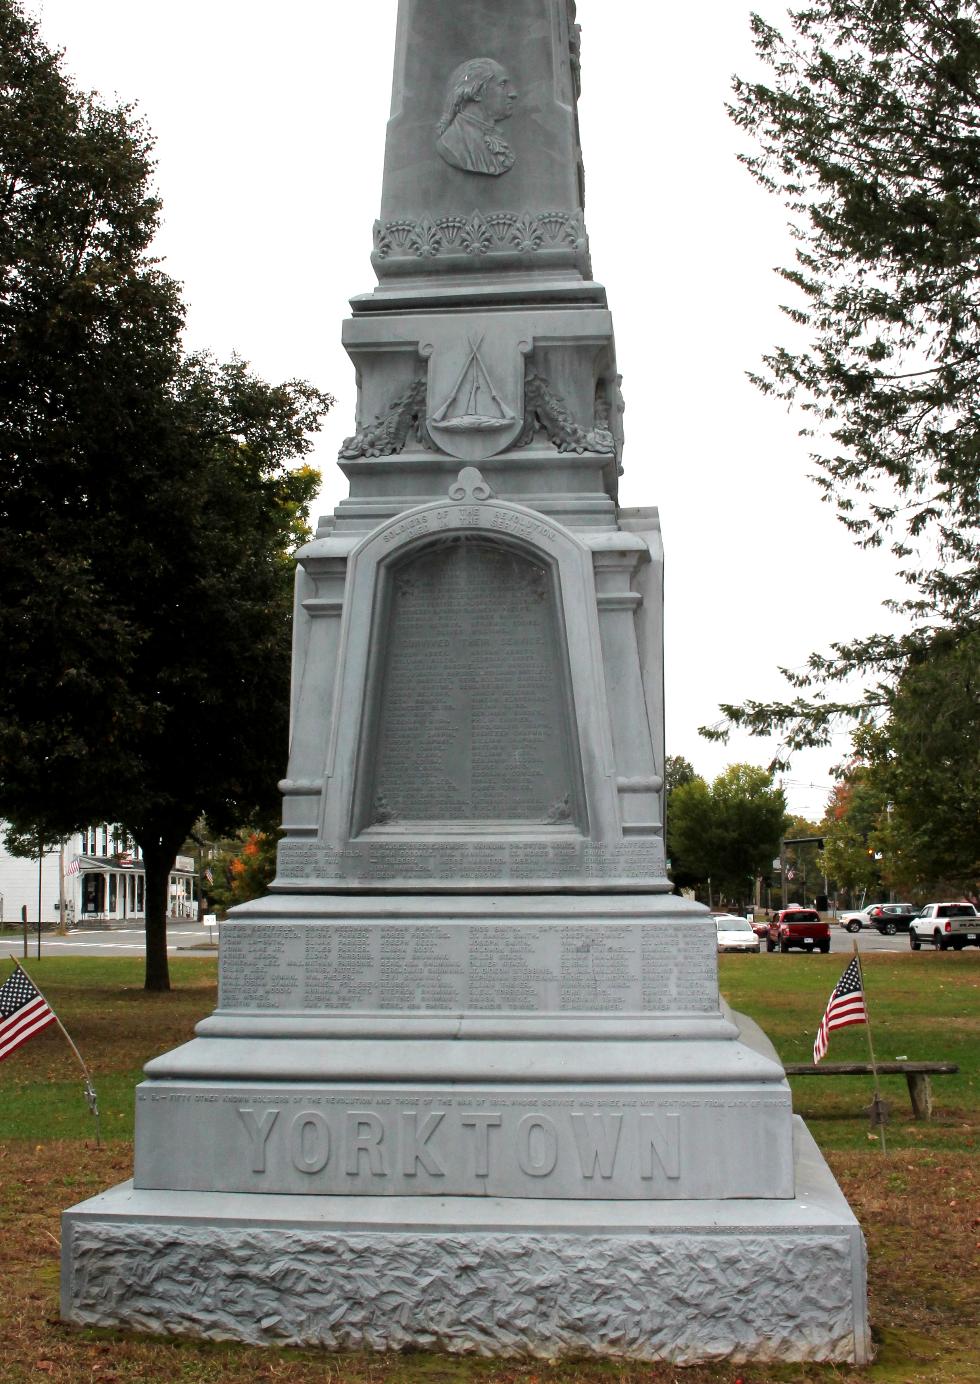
357 536 580 828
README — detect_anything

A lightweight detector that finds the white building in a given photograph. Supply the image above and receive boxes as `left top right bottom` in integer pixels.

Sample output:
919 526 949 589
0 824 197 927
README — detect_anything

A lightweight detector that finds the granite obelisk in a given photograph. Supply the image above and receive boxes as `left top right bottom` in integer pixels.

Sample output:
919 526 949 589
62 2 870 1361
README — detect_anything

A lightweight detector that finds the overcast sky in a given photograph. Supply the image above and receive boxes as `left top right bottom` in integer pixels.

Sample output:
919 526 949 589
25 0 903 820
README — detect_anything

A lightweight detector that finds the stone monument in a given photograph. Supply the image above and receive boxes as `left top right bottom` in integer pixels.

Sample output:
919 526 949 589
61 1 870 1362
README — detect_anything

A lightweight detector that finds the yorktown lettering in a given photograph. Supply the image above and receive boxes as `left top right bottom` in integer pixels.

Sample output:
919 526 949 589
237 1105 681 1181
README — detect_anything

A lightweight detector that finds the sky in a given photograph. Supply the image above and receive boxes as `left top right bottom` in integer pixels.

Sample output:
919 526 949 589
24 0 904 821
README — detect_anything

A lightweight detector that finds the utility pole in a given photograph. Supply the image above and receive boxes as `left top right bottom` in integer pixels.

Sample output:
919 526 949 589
781 836 825 910
37 829 44 959
58 841 67 935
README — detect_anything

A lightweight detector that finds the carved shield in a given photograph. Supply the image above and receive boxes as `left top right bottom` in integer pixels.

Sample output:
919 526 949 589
421 316 530 461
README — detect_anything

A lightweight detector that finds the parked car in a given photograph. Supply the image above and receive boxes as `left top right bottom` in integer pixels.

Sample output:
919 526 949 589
766 908 831 954
909 902 980 951
870 903 920 935
749 915 770 941
714 915 761 953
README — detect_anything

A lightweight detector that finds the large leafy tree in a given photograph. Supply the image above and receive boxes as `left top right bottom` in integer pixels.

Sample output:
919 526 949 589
0 1 330 988
669 764 788 907
853 630 980 893
711 1 980 756
817 632 979 897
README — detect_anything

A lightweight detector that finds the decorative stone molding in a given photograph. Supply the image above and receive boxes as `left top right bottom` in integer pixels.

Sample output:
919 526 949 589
598 372 625 472
373 210 587 261
369 794 397 826
448 465 493 502
339 378 433 459
515 373 616 455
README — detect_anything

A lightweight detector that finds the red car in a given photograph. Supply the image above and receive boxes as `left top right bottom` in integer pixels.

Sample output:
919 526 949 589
766 908 831 954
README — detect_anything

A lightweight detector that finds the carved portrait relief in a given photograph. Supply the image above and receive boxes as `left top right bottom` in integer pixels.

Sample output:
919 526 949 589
435 58 517 176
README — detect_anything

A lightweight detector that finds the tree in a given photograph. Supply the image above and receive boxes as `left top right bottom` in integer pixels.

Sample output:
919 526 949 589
102 355 324 990
227 831 278 909
663 754 699 888
665 755 697 796
199 825 279 915
814 630 979 899
819 776 883 901
853 630 980 893
0 2 330 989
710 2 980 756
669 764 788 908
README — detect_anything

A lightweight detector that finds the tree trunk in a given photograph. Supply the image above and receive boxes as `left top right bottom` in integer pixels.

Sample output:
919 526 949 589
134 831 184 992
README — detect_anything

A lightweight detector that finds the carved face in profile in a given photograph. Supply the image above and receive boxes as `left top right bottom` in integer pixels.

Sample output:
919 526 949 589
479 65 518 124
435 58 518 176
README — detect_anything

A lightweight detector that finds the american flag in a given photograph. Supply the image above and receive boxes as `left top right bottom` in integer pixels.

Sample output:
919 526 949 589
0 964 57 1062
65 857 81 877
813 957 868 1063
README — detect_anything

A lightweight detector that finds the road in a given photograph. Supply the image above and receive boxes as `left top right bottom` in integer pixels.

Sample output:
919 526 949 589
827 925 917 955
5 922 217 959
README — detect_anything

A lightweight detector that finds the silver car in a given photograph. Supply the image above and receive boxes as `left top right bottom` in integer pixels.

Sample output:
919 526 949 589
838 905 878 934
714 915 761 953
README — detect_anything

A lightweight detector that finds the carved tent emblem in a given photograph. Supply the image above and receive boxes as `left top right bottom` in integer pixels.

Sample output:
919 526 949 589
423 320 528 462
430 337 516 434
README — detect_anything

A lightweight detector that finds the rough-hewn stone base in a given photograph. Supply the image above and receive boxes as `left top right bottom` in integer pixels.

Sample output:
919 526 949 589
61 1119 870 1363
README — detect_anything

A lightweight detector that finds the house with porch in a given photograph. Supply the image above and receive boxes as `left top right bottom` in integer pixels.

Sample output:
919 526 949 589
0 824 197 927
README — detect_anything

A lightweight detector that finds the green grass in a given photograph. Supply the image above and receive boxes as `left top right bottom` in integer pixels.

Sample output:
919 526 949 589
1 951 978 1382
0 956 215 1140
719 949 979 1151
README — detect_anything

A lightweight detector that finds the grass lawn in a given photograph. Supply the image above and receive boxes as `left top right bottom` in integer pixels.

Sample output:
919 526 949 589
0 950 977 1383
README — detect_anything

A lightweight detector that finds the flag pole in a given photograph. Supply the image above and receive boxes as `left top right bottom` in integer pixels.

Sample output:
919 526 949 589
852 940 886 1154
9 957 102 1148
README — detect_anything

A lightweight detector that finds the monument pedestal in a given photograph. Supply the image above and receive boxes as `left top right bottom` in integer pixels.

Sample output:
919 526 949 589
128 895 795 1204
63 894 870 1360
63 1126 867 1362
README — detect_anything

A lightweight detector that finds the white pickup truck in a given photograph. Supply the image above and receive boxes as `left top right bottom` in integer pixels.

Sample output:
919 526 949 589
909 902 980 951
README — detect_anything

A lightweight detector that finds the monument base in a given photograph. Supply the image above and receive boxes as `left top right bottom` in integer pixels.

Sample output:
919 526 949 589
62 1119 869 1364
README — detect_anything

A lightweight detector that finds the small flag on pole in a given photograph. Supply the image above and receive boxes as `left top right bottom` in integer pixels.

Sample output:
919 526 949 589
65 857 81 877
0 962 57 1061
1 959 103 1146
204 866 214 885
813 956 868 1063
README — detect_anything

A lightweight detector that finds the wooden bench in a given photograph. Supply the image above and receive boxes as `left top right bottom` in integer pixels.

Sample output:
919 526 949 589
783 1061 958 1120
